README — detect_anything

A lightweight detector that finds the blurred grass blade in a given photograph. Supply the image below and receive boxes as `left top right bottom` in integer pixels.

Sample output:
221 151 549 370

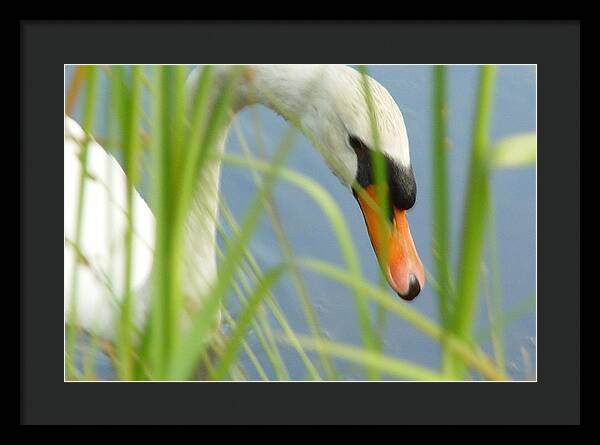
432 65 453 323
221 309 270 381
178 65 215 214
213 228 291 380
432 65 457 374
218 201 317 380
449 65 497 378
166 129 296 380
230 118 331 380
116 65 144 380
211 265 286 380
146 66 168 377
489 132 537 168
144 65 208 379
162 66 188 364
484 192 506 371
281 335 448 381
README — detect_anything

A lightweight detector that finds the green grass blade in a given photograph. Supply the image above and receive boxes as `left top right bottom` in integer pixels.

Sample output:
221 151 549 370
213 231 291 380
211 265 286 380
281 335 448 381
146 66 168 378
166 130 296 380
230 118 332 380
449 65 497 378
163 66 188 361
483 192 506 371
178 65 215 215
116 65 144 380
221 308 270 381
432 65 457 374
219 201 318 380
432 65 453 324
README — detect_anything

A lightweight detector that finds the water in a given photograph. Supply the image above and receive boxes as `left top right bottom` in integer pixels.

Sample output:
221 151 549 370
66 65 536 380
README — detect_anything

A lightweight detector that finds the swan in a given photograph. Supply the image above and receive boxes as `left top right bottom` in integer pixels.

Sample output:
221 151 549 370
64 64 425 346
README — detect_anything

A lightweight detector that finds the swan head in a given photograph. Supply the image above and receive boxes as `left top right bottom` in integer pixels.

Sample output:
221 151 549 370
293 66 425 300
211 64 425 300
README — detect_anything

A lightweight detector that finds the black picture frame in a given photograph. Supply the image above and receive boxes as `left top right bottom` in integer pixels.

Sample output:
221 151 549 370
21 20 580 425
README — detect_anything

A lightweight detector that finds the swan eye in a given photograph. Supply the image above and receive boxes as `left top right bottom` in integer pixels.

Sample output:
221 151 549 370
348 134 370 155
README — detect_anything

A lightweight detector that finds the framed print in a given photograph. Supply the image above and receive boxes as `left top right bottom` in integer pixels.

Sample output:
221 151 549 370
21 20 580 425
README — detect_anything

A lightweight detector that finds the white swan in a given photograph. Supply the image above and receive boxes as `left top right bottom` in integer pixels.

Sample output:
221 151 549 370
64 64 425 343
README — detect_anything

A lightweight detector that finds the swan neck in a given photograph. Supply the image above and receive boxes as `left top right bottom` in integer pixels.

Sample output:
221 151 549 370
182 65 324 304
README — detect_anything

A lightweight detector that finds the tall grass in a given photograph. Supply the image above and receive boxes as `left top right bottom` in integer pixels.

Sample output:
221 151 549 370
65 64 534 381
446 66 497 378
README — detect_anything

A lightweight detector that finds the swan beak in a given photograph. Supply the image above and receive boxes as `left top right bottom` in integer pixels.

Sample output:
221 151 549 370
354 185 425 301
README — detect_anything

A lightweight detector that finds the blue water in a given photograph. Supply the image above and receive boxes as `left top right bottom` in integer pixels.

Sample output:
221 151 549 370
66 65 536 380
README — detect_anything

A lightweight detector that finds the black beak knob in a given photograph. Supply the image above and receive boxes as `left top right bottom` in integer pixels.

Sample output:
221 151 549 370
397 273 421 301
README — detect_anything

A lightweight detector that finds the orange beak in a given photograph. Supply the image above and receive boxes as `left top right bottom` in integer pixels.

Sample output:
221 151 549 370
355 185 425 301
